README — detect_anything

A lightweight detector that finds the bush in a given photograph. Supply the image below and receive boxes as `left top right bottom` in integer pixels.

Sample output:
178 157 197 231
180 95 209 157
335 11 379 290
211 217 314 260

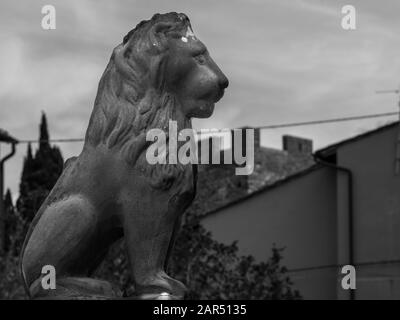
96 216 301 300
0 212 28 299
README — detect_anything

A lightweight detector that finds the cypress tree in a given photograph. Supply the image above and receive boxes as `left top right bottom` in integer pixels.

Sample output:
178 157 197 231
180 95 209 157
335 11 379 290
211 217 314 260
4 189 18 253
17 113 64 226
39 112 49 150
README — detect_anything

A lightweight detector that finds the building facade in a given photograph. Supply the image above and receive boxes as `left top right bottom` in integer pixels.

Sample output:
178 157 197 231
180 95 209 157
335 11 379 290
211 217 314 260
201 122 400 299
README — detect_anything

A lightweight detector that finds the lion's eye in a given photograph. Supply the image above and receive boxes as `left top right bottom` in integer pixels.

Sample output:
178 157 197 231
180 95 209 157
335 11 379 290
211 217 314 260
194 54 206 65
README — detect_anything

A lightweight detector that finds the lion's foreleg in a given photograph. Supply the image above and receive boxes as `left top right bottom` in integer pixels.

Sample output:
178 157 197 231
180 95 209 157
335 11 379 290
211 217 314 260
123 213 187 299
164 215 182 271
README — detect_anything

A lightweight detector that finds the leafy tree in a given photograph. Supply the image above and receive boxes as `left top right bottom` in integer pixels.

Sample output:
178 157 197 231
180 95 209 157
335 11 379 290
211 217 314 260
0 204 27 299
97 216 301 300
169 216 301 300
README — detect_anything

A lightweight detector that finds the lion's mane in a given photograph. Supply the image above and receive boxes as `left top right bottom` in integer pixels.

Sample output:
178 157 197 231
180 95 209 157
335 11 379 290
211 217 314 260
84 13 194 189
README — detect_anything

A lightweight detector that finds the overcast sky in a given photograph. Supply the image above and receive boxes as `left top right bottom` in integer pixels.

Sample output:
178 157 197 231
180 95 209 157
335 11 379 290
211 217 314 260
1 0 400 196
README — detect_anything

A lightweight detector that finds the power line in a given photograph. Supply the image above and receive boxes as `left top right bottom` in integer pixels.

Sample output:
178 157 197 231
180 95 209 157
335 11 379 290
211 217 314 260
189 111 399 133
14 110 399 144
18 138 84 144
257 111 399 130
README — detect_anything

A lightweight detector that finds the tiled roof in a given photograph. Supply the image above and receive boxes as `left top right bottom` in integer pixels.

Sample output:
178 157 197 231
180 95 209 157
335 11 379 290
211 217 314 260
249 146 314 192
185 145 314 218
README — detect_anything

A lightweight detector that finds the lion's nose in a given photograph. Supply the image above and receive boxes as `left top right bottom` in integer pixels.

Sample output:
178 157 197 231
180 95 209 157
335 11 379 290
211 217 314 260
219 75 229 90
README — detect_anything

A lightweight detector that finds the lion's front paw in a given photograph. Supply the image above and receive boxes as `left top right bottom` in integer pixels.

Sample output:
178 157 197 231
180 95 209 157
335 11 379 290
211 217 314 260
132 292 180 300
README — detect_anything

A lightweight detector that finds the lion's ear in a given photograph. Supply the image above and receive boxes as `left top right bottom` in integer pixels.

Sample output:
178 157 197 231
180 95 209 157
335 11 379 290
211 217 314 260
154 22 174 33
149 22 175 46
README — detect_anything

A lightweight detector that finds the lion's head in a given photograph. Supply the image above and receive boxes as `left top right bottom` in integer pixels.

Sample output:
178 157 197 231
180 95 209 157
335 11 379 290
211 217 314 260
84 13 228 187
86 12 228 145
121 12 229 119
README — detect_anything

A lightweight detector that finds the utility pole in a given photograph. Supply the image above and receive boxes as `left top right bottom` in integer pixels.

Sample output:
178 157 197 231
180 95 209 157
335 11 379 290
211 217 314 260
0 129 18 254
376 88 400 175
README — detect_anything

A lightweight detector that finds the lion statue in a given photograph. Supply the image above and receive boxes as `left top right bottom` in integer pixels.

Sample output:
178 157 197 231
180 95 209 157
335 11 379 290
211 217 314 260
20 12 228 300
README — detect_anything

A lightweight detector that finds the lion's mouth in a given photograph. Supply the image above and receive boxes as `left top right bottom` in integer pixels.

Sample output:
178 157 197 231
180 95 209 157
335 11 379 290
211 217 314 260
199 101 215 115
213 89 225 103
